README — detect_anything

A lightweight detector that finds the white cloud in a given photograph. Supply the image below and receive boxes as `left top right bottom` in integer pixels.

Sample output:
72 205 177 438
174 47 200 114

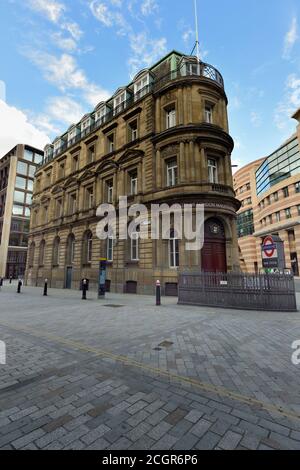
182 28 194 46
0 99 50 157
250 111 262 128
52 32 77 51
45 96 85 125
0 80 6 102
25 51 110 105
140 0 159 16
283 16 298 59
128 32 167 77
28 0 65 23
61 22 83 41
89 0 130 35
274 73 300 130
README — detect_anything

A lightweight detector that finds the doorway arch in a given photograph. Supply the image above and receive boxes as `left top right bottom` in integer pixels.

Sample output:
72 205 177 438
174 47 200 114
202 218 227 273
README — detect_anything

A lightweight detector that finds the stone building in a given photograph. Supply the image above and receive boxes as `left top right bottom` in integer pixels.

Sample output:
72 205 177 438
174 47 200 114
25 50 240 295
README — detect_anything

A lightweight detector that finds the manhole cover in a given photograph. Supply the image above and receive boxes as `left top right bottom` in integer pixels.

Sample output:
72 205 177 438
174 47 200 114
153 347 162 351
158 341 174 348
103 305 124 308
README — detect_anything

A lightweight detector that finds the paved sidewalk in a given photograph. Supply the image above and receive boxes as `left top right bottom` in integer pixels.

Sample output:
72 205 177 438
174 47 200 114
0 283 300 450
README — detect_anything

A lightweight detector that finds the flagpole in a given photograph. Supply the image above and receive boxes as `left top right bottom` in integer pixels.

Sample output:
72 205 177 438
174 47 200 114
194 0 200 61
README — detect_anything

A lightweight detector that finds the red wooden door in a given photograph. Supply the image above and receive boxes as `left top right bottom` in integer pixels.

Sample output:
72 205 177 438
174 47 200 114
202 218 227 273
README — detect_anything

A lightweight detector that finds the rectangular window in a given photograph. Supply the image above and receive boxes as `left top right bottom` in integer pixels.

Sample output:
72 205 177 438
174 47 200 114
13 205 23 216
186 62 200 76
169 237 179 268
72 155 79 172
106 180 113 203
14 190 25 204
208 158 218 183
58 162 65 179
166 108 176 129
56 198 63 218
69 194 77 214
285 208 291 219
130 172 138 195
298 205 300 216
205 104 213 124
295 182 300 193
87 145 95 164
166 159 178 187
283 186 289 198
15 176 26 189
17 161 27 175
129 120 138 142
275 211 281 222
107 134 115 153
131 232 139 261
134 75 149 99
86 187 94 209
273 192 279 202
87 237 92 263
268 215 272 224
23 149 34 162
95 106 107 123
107 237 113 261
27 180 33 192
114 92 126 114
28 165 36 177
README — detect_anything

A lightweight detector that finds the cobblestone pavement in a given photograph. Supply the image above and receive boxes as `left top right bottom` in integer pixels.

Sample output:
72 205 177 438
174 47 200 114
0 283 300 450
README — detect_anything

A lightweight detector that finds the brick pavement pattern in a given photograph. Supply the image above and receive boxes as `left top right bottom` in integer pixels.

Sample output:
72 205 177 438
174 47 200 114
0 283 300 450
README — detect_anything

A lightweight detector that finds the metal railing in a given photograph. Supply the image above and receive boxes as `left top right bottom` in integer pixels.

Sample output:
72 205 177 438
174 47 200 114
39 61 224 169
178 272 297 312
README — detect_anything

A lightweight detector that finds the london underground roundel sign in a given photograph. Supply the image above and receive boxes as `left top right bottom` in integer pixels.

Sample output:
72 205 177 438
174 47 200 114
262 236 276 259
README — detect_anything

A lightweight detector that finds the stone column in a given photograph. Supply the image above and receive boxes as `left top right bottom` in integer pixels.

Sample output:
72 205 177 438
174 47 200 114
194 141 201 182
189 141 195 183
179 141 186 184
156 150 162 189
96 175 103 205
113 171 117 205
117 169 125 198
138 162 142 194
155 97 161 133
178 87 184 125
200 148 208 182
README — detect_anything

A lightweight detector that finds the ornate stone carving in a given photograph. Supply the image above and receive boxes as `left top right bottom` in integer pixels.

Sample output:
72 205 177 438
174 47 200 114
161 144 179 158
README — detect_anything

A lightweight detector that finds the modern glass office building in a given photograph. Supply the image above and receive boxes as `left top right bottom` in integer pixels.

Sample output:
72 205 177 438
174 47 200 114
0 144 43 278
256 134 300 196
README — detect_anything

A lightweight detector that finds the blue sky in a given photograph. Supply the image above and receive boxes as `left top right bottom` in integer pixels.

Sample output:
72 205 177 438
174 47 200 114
1 0 300 170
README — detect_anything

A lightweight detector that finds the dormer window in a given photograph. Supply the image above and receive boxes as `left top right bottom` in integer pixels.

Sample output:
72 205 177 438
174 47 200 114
81 117 92 136
134 74 150 100
68 126 78 145
113 91 127 115
186 61 200 76
95 105 108 124
53 139 62 155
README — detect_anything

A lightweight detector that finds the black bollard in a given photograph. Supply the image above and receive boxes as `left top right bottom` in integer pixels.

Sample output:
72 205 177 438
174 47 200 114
17 279 22 294
43 279 48 296
9 276 12 284
0 278 3 288
156 279 161 306
82 279 87 300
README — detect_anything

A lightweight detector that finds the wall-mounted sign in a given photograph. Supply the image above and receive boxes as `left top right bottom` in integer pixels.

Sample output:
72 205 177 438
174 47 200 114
261 235 285 269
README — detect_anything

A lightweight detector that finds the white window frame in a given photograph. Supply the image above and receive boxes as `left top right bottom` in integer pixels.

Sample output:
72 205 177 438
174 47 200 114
87 187 94 209
134 74 149 100
208 158 218 183
205 104 213 124
108 135 114 153
166 108 176 129
87 235 92 263
131 232 139 261
166 159 178 187
107 181 113 203
95 106 107 123
169 233 179 268
53 140 61 152
68 127 77 143
130 174 138 195
186 62 200 76
113 91 126 114
107 236 114 261
70 193 77 214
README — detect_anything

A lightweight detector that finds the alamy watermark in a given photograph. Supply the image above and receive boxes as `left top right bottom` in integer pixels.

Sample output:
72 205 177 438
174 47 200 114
0 340 6 365
291 340 300 366
96 197 205 251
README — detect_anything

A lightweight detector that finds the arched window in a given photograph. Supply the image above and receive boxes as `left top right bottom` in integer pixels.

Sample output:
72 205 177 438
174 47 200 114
130 226 140 261
39 240 45 267
52 236 60 266
66 234 75 265
169 229 179 268
28 242 35 267
82 231 93 265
